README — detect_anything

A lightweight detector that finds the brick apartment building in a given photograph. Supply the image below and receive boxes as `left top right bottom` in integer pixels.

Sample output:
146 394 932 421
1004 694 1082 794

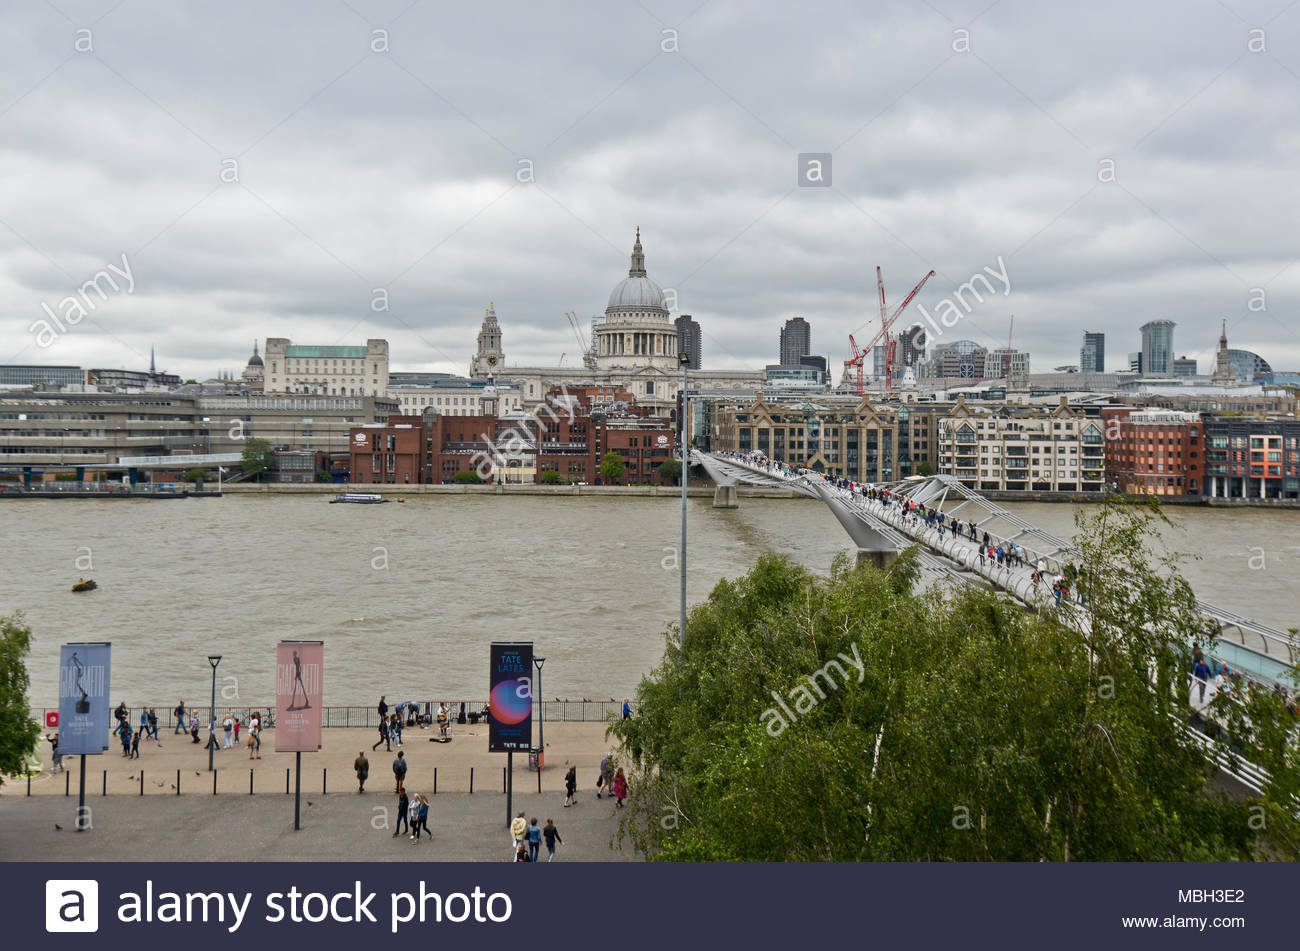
1202 416 1300 499
348 386 676 485
1101 408 1205 496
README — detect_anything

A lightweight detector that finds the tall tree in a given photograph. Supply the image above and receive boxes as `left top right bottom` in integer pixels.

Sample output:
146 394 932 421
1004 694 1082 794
0 613 40 786
610 499 1300 861
240 437 272 479
598 451 625 484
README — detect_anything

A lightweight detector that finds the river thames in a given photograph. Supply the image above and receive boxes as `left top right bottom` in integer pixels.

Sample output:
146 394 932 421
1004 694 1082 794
2 495 1297 705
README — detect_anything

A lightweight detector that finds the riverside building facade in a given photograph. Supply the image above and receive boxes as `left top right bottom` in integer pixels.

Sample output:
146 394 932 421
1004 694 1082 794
936 396 1105 493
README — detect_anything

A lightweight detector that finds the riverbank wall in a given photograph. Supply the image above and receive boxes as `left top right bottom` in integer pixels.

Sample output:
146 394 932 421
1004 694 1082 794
220 483 806 498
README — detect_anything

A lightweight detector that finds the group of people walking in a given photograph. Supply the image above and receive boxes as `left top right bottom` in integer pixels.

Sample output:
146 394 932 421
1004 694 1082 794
511 812 562 862
112 702 161 759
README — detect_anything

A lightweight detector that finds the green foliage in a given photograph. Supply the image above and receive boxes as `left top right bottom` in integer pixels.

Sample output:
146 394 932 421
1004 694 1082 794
915 461 935 477
598 451 625 483
453 470 482 484
183 468 208 482
53 473 77 482
540 469 565 485
240 438 272 478
657 458 682 483
610 500 1300 861
0 613 40 786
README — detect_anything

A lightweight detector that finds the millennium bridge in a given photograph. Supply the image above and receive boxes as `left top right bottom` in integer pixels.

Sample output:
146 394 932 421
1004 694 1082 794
693 451 1299 795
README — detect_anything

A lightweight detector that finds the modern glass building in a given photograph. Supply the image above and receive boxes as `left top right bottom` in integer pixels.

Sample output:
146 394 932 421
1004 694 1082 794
0 365 84 388
1080 332 1105 373
1140 320 1175 376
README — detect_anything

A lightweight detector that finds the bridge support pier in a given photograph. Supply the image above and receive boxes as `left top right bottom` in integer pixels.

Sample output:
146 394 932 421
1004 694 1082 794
713 484 739 509
855 548 897 571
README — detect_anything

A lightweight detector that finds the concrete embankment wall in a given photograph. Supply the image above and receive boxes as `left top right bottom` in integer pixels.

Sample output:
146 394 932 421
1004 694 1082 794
220 483 806 498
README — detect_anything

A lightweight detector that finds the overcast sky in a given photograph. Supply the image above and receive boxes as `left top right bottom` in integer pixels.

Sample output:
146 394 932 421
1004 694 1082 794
2 0 1298 380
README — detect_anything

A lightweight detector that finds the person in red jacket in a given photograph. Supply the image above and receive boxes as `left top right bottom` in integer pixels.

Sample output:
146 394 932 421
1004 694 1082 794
613 767 628 809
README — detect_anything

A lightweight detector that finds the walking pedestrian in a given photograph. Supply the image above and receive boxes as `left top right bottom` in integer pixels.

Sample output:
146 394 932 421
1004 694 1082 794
542 819 561 861
392 750 407 792
147 708 159 742
527 818 541 862
233 717 241 746
139 708 149 743
407 793 420 841
249 722 261 759
373 716 390 752
114 719 131 756
510 811 527 856
222 714 233 749
189 712 200 744
354 751 369 792
174 700 186 734
130 728 141 759
391 713 403 747
613 767 627 808
563 765 577 807
46 732 62 773
416 795 431 840
378 695 388 722
622 699 632 719
393 788 409 837
596 755 613 798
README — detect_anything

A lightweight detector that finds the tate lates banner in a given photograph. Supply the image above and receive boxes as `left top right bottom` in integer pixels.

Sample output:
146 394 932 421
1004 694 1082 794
489 642 533 753
57 643 111 755
275 641 323 752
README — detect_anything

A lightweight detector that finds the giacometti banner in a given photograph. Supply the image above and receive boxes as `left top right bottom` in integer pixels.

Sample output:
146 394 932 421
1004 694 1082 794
57 642 111 755
275 641 323 752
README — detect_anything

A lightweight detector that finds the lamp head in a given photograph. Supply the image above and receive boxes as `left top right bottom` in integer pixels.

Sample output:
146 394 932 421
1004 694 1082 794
208 655 222 669
678 350 691 366
534 656 546 669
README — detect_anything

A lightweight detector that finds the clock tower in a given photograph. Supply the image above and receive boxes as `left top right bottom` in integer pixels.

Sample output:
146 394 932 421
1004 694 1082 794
470 301 505 378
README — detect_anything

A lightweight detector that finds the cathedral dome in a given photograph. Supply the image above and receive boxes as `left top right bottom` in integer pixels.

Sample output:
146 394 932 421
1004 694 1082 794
246 340 263 367
606 228 667 314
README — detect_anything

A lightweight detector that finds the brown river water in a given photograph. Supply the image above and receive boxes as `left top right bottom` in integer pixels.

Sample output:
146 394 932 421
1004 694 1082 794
1 495 1296 705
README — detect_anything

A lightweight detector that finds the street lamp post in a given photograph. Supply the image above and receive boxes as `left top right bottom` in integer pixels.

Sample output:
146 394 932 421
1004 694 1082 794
533 655 546 761
207 654 222 771
679 350 690 650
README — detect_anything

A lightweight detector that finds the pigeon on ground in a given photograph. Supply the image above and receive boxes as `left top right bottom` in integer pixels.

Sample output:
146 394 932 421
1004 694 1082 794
156 782 165 788
194 771 200 776
54 824 63 830
128 774 135 780
170 784 176 789
307 801 314 806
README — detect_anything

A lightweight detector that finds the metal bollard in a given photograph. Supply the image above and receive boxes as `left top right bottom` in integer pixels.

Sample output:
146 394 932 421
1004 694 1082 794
433 767 437 796
537 768 542 794
250 769 254 795
176 769 181 795
502 767 506 794
102 770 106 797
322 768 327 796
213 770 218 795
285 768 290 795
469 767 474 794
65 769 70 796
140 771 144 796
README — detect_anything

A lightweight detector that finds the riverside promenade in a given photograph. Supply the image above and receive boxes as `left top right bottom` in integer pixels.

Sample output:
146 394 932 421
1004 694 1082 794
0 722 636 862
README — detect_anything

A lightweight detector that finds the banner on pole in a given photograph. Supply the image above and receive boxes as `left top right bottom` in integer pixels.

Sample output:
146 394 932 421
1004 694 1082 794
275 641 323 752
489 642 533 753
57 643 111 755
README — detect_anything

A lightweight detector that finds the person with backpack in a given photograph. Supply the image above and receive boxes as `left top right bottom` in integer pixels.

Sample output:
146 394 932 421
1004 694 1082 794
596 755 613 798
392 751 407 792
542 819 561 861
527 817 542 862
354 751 369 792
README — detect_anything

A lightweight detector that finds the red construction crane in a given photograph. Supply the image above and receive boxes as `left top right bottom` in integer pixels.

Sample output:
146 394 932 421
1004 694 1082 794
844 266 935 396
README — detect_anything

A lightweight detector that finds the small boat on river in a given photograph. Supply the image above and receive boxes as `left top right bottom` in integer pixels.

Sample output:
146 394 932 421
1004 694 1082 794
329 493 388 504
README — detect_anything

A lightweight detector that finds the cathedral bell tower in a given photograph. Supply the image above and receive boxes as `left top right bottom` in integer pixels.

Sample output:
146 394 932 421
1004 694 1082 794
470 301 505 378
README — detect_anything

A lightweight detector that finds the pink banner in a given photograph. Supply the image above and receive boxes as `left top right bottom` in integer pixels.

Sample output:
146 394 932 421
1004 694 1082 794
275 641 323 752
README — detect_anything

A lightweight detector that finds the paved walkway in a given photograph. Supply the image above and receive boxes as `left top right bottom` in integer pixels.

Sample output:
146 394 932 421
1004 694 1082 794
0 723 634 861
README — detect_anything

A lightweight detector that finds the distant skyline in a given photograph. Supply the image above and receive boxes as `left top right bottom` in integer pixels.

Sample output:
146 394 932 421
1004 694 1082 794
2 1 1298 380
